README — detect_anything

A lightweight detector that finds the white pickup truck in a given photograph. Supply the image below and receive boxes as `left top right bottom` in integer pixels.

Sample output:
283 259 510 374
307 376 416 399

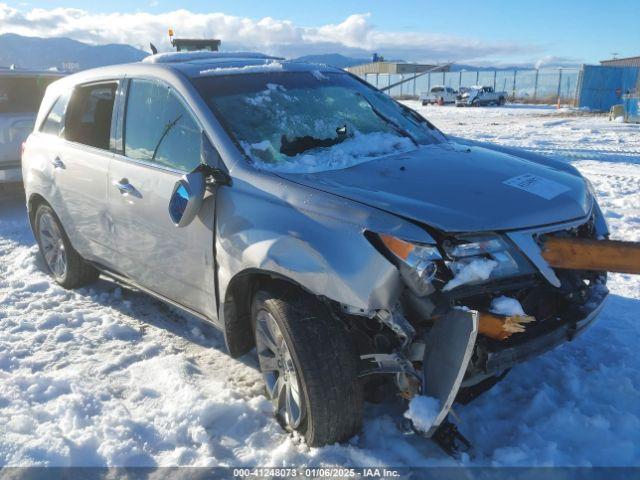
455 85 507 107
419 85 457 105
0 69 63 183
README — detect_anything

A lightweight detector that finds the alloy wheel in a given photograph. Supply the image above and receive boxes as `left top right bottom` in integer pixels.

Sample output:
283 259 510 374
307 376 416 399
38 212 67 278
255 309 305 429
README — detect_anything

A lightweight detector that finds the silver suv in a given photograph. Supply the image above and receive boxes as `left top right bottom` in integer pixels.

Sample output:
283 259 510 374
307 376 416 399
22 52 609 451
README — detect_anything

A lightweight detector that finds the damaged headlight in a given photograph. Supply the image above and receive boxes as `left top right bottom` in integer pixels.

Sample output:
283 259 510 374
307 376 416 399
442 235 534 290
371 232 534 296
376 234 443 297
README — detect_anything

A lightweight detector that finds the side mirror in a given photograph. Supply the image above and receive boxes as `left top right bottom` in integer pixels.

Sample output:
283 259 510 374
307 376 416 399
168 132 231 228
169 170 206 228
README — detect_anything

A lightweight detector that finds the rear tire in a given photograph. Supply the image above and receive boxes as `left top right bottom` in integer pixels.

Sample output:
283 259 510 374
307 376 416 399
34 204 99 289
252 285 363 446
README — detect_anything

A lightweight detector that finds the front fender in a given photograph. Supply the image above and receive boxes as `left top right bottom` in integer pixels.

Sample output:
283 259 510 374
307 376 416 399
216 171 434 314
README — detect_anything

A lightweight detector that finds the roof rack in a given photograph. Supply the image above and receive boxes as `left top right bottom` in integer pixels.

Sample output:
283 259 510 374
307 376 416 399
143 51 284 64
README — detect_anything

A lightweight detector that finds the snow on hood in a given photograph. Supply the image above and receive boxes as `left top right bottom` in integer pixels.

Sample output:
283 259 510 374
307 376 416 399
276 141 592 232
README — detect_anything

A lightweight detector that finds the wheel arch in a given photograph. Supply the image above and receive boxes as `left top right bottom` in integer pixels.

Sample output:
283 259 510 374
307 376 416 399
221 268 323 358
27 193 50 231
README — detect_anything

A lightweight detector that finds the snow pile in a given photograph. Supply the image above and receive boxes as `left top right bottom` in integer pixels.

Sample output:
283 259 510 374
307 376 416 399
249 131 416 174
404 396 440 433
490 296 526 317
442 258 498 291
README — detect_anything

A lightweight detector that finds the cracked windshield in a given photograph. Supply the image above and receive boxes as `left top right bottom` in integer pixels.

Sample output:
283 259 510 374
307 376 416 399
193 71 443 173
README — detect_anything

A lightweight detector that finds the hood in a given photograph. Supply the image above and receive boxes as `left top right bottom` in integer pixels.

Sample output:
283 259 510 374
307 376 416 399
276 142 591 233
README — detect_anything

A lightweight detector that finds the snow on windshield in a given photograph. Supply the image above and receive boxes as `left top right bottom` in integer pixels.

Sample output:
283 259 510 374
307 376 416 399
243 130 416 173
197 72 439 173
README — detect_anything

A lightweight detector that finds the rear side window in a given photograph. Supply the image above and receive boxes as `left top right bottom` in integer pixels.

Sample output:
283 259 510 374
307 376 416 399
0 76 58 113
65 82 117 150
124 79 200 172
40 93 70 136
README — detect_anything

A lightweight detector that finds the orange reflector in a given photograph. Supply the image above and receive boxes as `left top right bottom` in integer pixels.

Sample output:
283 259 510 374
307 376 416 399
379 234 414 260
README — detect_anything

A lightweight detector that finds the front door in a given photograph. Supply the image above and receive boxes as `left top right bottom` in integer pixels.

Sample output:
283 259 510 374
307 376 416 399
108 78 217 320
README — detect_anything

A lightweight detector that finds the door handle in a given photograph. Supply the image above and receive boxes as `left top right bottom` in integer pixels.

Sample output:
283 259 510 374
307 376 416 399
51 157 65 169
114 178 135 195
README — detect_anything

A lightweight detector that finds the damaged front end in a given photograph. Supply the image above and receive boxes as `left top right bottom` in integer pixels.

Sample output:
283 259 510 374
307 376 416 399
352 213 609 456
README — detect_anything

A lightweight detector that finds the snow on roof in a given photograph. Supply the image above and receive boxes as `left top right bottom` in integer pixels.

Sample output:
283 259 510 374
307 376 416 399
142 51 284 64
198 60 284 76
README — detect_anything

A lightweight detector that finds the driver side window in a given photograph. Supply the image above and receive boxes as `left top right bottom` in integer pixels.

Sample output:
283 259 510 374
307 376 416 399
124 79 201 172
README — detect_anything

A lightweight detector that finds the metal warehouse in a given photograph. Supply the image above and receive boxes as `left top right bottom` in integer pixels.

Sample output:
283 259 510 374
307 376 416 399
601 55 640 67
346 61 450 75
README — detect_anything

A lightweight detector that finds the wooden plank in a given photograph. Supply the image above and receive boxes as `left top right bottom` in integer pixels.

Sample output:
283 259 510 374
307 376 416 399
478 313 536 340
541 237 640 274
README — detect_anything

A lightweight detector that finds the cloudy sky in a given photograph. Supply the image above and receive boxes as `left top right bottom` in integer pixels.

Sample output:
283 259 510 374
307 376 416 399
1 0 638 65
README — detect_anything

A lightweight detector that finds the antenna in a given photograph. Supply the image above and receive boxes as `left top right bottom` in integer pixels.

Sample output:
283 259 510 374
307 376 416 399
611 52 619 60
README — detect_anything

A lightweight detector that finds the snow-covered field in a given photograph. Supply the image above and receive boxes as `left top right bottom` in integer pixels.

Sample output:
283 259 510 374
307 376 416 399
1 104 638 467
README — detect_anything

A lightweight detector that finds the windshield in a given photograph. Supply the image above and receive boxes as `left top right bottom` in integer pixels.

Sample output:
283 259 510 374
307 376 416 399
192 71 443 173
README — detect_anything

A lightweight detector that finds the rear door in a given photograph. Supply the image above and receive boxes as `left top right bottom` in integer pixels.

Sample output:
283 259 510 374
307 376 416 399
108 78 217 319
41 81 120 266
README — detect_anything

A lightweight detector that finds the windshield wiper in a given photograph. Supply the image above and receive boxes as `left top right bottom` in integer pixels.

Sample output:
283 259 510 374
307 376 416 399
280 125 351 157
152 114 183 161
355 92 418 146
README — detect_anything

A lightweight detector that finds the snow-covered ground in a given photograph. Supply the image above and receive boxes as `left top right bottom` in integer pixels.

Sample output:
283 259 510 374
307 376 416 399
1 104 638 467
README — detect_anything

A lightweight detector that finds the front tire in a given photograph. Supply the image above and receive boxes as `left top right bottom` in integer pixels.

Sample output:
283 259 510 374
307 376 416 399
34 204 99 289
252 286 363 446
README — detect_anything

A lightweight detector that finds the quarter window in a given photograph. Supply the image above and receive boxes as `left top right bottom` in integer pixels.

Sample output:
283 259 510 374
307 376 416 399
124 79 200 172
65 82 117 150
40 93 70 136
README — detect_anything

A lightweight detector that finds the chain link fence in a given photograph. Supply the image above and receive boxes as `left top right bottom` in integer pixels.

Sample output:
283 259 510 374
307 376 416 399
359 68 580 104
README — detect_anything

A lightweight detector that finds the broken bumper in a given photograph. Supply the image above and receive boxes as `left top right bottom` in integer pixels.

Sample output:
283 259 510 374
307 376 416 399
477 286 608 378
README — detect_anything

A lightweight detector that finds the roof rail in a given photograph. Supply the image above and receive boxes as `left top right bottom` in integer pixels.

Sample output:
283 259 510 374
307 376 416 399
143 51 284 64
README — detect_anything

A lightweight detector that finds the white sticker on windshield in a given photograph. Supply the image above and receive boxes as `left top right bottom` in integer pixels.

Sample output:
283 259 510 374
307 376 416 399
503 174 571 200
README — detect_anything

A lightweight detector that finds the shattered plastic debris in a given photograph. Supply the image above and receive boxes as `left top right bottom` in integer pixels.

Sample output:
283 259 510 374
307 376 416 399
404 396 440 433
443 258 498 291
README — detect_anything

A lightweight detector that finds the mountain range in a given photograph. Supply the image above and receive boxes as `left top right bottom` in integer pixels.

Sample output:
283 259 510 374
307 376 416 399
0 33 148 71
0 33 571 72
